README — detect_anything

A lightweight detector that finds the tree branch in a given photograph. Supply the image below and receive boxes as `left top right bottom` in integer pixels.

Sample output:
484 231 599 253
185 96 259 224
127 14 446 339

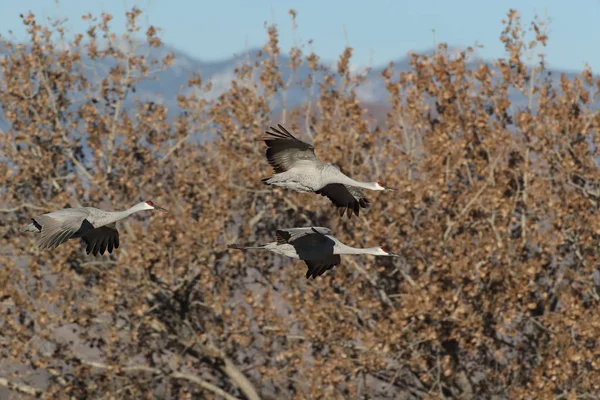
106 46 133 175
35 55 97 185
177 336 262 400
0 202 51 213
443 181 489 242
217 355 261 400
346 257 394 307
0 377 43 398
78 358 242 400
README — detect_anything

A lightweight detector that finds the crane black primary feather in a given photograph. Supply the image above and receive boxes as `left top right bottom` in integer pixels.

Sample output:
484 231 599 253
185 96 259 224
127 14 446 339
304 255 341 279
260 124 318 174
316 183 370 218
32 218 42 231
275 230 292 245
82 226 120 256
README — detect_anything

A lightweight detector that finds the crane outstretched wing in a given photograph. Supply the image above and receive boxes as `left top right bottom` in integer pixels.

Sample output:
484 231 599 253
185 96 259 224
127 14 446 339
304 255 341 279
275 227 331 244
316 184 370 218
274 227 339 278
260 124 319 173
81 224 120 256
34 210 90 250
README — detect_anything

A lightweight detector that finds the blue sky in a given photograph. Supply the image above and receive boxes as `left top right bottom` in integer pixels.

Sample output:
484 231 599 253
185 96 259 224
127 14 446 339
0 0 598 71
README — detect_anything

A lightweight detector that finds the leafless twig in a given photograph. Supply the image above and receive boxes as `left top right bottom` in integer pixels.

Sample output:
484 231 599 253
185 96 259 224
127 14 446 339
78 358 242 400
0 202 51 213
346 257 393 307
0 377 43 398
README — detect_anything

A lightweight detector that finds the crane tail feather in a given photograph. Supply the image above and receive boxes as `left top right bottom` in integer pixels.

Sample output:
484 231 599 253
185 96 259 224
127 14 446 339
20 219 42 233
20 224 37 233
227 244 265 250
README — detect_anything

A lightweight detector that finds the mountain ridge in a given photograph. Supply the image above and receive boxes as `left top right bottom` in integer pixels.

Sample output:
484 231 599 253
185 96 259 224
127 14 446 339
0 41 593 132
124 42 590 112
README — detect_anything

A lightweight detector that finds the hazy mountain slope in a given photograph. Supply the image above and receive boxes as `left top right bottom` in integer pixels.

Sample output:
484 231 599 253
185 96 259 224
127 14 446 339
0 42 591 129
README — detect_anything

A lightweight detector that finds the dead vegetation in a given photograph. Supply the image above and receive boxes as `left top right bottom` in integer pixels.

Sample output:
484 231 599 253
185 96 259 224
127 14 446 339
1 8 599 399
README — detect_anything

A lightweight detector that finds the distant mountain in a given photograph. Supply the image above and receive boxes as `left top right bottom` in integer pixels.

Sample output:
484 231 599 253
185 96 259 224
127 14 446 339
0 41 593 130
122 43 594 117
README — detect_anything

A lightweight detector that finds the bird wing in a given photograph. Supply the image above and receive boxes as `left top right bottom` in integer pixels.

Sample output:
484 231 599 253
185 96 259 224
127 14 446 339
34 209 90 250
275 227 332 244
81 223 120 256
304 254 341 279
316 184 370 218
260 124 319 173
278 227 338 278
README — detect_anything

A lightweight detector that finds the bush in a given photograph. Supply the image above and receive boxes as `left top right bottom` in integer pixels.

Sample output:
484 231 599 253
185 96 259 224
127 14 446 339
1 8 599 399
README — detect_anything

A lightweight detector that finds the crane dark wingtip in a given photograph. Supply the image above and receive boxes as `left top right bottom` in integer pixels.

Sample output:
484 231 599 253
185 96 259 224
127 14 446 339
33 219 42 231
276 124 292 135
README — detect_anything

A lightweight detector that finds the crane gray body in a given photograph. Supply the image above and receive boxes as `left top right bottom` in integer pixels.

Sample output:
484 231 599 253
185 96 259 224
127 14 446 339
263 162 351 193
259 124 394 217
229 227 398 279
20 201 166 256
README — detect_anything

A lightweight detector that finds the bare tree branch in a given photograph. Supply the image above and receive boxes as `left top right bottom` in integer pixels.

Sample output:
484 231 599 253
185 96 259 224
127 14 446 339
0 202 52 213
175 333 262 400
0 377 43 398
78 358 243 400
346 257 394 307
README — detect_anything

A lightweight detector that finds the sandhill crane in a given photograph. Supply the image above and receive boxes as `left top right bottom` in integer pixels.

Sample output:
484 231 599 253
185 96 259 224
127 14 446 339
20 201 167 256
228 227 398 279
259 124 395 217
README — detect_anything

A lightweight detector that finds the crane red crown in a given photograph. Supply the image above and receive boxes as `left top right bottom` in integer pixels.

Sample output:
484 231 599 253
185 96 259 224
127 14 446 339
146 201 155 206
380 246 389 253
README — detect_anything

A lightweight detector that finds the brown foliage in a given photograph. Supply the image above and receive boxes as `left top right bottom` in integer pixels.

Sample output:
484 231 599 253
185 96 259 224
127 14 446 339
1 8 600 399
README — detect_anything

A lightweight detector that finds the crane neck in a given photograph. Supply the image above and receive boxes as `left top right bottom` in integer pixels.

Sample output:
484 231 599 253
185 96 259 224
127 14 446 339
95 203 149 227
324 167 381 190
335 242 382 255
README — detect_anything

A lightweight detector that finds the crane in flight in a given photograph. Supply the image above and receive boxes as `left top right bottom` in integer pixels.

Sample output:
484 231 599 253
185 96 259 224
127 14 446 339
20 200 167 256
259 124 395 217
228 226 399 279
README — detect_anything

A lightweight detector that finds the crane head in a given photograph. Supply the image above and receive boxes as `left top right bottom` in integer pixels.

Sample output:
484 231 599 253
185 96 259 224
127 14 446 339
145 200 168 212
379 246 399 257
376 182 396 192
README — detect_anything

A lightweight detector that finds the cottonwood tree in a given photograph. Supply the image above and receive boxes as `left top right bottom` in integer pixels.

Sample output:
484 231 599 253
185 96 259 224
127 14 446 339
1 8 599 399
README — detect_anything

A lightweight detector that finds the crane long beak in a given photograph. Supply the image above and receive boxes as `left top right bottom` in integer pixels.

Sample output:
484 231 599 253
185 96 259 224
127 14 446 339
385 186 397 192
153 205 168 212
